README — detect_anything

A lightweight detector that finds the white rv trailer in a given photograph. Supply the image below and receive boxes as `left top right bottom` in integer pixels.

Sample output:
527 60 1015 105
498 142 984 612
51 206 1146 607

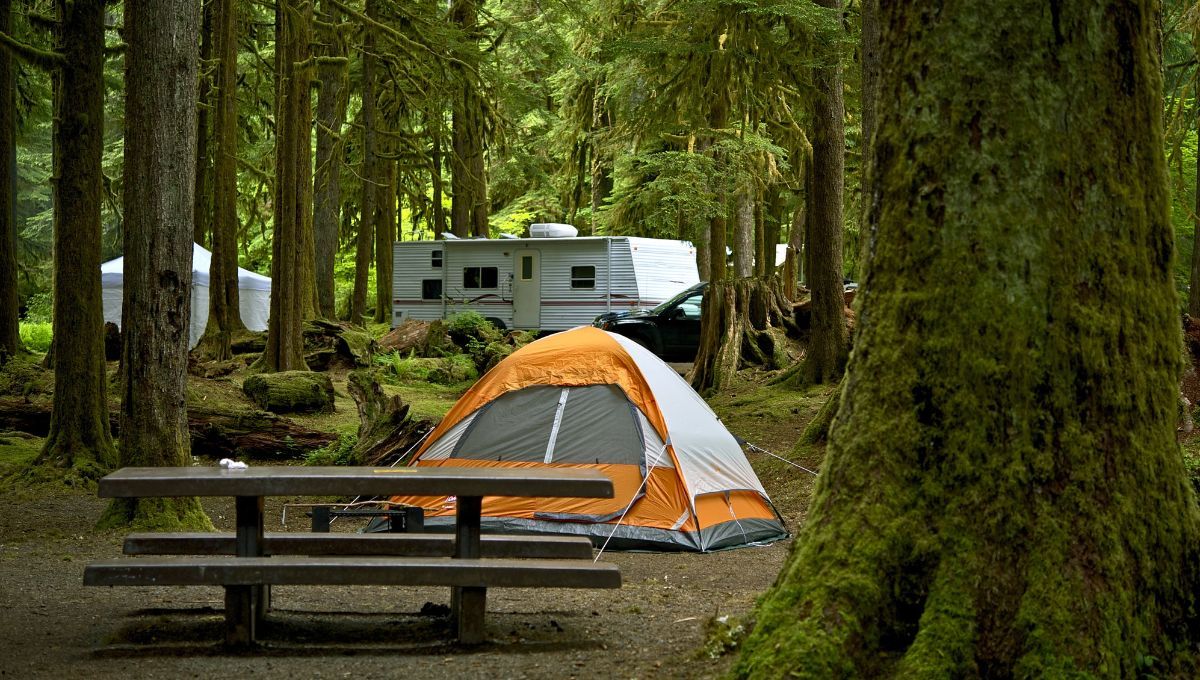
390 230 699 330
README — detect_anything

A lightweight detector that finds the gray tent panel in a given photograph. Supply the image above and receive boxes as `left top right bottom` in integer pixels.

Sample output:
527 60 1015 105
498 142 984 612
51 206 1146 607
549 384 644 465
451 384 645 464
452 385 558 461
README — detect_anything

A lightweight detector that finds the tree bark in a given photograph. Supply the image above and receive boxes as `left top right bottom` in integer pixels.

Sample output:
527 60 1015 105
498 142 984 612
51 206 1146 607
430 112 446 236
733 190 754 279
1190 105 1200 317
0 0 19 361
351 16 376 326
36 0 116 480
104 0 211 531
859 0 879 232
196 0 246 360
449 0 487 238
192 0 214 248
802 0 848 385
314 2 347 320
374 157 395 323
261 0 313 371
736 2 1200 675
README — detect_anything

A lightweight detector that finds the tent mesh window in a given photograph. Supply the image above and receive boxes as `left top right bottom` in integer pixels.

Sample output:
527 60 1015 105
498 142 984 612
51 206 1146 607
451 385 645 465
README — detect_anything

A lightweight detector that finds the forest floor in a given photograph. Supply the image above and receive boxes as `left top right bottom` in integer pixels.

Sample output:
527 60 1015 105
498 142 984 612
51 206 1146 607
0 356 834 679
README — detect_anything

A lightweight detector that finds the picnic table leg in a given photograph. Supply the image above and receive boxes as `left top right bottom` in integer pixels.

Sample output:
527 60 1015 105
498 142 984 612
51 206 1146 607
225 494 265 646
452 495 486 644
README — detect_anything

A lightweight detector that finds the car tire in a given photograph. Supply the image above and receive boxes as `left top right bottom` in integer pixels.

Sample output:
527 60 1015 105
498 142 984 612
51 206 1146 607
484 317 507 332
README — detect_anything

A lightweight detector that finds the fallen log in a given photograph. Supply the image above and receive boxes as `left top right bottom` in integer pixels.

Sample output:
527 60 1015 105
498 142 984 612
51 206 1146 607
242 371 334 413
0 397 337 460
187 406 338 460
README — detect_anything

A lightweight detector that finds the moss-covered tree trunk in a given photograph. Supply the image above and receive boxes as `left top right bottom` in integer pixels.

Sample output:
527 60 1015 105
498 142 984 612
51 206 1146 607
351 11 376 326
261 0 313 372
374 154 395 324
103 0 212 531
191 0 213 249
0 0 19 361
314 2 347 321
195 0 246 361
37 0 115 480
801 0 847 385
736 2 1200 676
450 0 487 239
429 109 446 236
1190 110 1200 317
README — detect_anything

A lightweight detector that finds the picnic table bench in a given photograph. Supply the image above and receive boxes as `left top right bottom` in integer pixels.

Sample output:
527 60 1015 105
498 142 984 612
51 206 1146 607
84 466 621 646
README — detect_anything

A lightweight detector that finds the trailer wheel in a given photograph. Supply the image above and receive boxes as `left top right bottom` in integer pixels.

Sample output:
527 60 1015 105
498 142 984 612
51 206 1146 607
484 317 507 332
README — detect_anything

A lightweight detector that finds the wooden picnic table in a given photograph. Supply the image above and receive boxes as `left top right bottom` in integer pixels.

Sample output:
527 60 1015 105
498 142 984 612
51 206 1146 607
89 465 617 645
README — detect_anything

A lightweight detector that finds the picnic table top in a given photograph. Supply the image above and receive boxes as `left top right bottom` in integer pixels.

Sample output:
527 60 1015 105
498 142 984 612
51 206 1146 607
97 466 615 500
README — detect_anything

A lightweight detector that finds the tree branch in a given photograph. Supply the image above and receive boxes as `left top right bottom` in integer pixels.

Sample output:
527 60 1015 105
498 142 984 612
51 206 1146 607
0 30 64 70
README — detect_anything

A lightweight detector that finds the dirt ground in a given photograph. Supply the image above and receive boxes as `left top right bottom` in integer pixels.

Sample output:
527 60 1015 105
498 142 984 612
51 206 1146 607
0 371 823 679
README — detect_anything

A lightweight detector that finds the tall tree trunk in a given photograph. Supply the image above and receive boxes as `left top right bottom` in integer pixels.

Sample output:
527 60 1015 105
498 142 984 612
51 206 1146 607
374 157 395 323
430 113 446 237
196 0 245 360
261 0 313 371
860 0 879 224
695 221 710 282
736 2 1200 675
734 190 754 279
37 0 116 479
783 189 806 301
1190 108 1200 317
450 0 486 238
192 0 214 248
589 94 612 234
103 0 212 530
351 12 376 326
802 0 848 384
0 0 19 361
314 3 347 320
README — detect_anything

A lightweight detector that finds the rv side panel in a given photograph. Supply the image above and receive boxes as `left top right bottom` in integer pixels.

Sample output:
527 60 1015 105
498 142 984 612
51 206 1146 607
392 242 445 325
441 242 516 327
628 237 700 301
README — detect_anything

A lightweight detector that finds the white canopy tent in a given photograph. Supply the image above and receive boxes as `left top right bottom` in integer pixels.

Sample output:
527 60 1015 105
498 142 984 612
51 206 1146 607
100 243 271 349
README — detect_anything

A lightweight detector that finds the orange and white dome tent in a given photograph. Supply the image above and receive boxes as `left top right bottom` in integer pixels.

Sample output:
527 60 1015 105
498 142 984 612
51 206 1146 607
387 326 787 551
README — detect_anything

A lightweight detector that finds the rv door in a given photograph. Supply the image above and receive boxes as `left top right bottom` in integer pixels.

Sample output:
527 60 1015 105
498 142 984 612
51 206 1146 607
512 249 541 328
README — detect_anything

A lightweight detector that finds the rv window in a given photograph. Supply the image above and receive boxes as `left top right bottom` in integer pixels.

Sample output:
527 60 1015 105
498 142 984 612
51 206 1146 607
520 255 534 280
570 265 595 289
422 279 442 300
431 250 442 268
463 266 498 289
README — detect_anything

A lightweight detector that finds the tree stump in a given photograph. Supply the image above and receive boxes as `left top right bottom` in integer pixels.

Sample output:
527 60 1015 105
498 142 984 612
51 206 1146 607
242 371 333 413
347 368 431 466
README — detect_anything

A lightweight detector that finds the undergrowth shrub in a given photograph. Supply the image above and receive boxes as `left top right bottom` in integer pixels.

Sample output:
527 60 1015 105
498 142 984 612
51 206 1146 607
304 434 359 466
19 323 52 353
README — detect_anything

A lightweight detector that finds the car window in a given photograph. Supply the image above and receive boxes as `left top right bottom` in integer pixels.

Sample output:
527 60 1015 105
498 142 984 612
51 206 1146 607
677 294 703 319
651 284 705 314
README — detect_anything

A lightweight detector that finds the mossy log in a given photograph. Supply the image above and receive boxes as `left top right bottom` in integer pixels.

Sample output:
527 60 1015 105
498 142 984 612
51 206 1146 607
187 405 336 459
346 369 431 466
303 319 375 368
241 371 334 413
378 319 431 354
0 396 336 460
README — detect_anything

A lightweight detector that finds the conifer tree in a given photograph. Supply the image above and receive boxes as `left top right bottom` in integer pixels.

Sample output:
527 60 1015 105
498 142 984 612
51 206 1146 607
736 2 1200 674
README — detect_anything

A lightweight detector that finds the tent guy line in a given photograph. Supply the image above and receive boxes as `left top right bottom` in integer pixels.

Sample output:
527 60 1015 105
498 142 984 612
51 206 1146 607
743 442 820 477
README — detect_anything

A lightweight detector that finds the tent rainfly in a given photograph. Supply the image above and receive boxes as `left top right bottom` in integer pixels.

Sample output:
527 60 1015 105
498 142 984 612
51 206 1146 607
100 243 271 349
386 326 787 551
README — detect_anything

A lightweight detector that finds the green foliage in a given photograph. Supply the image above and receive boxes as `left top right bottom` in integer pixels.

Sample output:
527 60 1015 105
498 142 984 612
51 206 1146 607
446 311 502 347
305 433 360 466
18 322 52 353
22 292 52 323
